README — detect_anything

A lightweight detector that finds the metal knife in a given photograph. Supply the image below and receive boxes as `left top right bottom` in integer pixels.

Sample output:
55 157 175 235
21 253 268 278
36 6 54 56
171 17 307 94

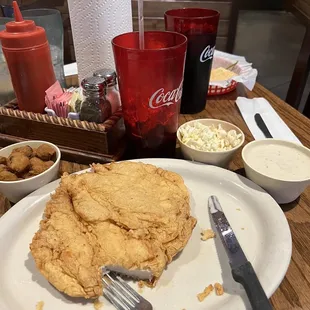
208 196 272 310
254 113 273 138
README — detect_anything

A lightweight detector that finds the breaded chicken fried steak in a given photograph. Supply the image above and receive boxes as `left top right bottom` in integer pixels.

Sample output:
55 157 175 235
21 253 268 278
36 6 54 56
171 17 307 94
30 162 197 299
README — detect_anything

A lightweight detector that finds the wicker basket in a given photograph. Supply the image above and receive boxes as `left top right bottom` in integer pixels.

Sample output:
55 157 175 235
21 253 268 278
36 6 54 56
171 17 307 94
0 100 125 165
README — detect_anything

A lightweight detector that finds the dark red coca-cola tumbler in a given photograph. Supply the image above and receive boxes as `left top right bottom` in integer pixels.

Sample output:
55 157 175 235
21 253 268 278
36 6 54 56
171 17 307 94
165 8 220 114
112 31 187 158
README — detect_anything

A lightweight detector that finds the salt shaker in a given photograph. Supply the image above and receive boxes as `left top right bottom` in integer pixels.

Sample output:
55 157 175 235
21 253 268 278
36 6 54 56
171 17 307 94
80 76 111 123
93 68 121 114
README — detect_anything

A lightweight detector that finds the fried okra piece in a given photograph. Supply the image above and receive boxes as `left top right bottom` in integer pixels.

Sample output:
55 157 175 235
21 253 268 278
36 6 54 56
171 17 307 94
0 170 18 181
12 145 33 158
0 164 8 173
29 157 54 175
7 153 30 173
35 144 56 161
0 156 7 165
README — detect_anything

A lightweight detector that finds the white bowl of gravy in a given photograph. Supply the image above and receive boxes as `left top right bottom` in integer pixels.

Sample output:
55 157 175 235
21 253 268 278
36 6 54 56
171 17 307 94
242 139 310 204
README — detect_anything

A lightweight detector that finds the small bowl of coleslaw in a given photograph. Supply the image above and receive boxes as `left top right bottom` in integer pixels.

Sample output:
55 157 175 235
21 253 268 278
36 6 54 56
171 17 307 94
177 119 245 167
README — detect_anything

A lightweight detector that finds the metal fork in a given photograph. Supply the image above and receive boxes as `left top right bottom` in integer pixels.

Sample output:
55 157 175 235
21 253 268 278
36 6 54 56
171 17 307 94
102 269 153 310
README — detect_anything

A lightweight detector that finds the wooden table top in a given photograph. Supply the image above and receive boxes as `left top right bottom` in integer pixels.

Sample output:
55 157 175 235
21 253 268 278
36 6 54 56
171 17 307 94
1 82 310 309
183 83 310 310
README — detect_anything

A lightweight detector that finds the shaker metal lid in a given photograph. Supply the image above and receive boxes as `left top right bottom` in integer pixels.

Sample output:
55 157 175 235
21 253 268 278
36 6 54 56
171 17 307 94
93 68 117 86
81 76 106 92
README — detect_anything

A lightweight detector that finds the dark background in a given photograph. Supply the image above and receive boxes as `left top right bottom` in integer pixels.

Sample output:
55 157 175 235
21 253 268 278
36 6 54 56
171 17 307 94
240 0 285 10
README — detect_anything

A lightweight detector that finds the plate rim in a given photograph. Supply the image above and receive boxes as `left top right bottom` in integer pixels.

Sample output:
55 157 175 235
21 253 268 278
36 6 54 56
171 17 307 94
0 158 292 309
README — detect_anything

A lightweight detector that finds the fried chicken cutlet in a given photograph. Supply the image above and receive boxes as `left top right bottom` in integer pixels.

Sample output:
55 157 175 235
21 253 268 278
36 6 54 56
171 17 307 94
30 162 197 299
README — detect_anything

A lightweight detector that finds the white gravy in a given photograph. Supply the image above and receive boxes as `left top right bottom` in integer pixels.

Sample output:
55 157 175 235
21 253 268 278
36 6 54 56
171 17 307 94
246 144 310 181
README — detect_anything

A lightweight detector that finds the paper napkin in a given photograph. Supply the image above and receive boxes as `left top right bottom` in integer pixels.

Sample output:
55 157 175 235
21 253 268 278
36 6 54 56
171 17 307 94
236 97 301 144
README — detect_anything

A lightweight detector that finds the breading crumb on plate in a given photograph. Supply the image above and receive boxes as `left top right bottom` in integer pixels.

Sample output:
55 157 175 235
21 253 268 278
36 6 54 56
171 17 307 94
214 283 224 296
35 301 44 310
94 299 103 310
138 280 145 288
138 280 145 293
197 284 214 302
201 229 215 241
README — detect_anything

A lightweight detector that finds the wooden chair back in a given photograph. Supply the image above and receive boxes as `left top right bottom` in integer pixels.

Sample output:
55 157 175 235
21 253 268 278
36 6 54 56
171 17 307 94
286 0 310 117
286 0 310 24
132 0 239 53
17 0 239 64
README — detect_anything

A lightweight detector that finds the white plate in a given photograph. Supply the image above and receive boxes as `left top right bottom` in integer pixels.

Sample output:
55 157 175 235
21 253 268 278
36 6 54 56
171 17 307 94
0 159 292 310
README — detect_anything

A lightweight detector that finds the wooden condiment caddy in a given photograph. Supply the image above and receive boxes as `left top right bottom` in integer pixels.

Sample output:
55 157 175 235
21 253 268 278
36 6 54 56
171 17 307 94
0 75 126 165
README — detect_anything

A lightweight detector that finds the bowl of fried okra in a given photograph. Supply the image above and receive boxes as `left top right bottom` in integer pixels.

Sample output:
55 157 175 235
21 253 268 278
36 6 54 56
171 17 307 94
0 141 61 203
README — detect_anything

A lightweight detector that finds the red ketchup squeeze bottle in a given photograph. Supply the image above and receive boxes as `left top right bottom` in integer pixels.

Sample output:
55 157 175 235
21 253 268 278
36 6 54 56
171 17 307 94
0 1 56 113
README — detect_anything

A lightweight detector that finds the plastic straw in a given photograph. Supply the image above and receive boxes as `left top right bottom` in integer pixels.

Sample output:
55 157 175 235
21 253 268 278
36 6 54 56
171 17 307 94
138 0 145 49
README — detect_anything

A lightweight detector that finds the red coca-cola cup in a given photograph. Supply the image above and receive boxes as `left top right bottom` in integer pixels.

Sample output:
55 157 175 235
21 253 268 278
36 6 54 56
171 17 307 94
112 31 187 158
165 8 220 114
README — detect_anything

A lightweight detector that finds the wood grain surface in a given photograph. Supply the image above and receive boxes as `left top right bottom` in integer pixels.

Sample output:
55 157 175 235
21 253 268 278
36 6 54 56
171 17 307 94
131 0 232 19
131 0 233 51
132 18 230 36
57 82 310 310
17 0 235 63
0 82 309 309
180 83 310 310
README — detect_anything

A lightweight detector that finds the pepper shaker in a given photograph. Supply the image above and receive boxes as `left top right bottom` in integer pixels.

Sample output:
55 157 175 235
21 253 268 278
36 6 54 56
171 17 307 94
80 76 112 123
93 68 121 114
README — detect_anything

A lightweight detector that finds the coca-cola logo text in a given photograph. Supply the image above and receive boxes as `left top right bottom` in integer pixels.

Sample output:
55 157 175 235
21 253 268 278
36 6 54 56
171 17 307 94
149 81 183 109
200 45 215 63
